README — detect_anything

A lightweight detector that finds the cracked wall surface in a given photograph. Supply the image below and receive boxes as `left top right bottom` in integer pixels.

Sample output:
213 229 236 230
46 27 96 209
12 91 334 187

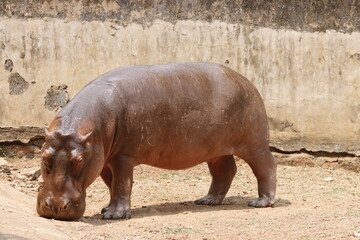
44 85 69 111
0 1 359 155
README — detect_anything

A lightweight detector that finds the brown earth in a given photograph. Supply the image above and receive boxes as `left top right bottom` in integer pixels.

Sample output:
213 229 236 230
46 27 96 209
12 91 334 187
0 155 359 240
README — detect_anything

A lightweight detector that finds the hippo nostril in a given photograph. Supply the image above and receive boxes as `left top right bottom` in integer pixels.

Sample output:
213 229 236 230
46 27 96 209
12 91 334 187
44 198 51 209
63 201 71 210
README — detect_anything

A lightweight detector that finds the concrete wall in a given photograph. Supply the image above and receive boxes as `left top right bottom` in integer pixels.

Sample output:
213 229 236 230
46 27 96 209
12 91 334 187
0 0 360 155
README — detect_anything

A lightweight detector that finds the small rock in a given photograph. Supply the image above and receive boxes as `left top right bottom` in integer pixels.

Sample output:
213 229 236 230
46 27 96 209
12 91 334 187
21 167 39 177
324 177 334 182
0 164 11 175
354 230 360 237
287 154 315 167
0 158 9 166
31 169 41 181
16 174 26 180
37 175 43 183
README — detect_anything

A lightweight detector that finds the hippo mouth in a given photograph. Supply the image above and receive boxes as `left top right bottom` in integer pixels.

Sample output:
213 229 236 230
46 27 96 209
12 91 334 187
36 195 86 221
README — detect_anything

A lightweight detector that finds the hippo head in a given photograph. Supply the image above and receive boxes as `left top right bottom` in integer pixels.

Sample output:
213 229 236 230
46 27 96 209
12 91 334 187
37 128 104 221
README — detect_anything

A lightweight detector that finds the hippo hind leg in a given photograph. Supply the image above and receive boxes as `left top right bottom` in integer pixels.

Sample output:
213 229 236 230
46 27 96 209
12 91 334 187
195 155 237 205
236 147 277 208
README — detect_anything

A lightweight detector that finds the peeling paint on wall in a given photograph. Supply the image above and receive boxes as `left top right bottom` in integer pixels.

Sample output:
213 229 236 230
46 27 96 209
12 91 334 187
268 118 298 133
8 72 29 95
4 58 13 71
44 85 69 111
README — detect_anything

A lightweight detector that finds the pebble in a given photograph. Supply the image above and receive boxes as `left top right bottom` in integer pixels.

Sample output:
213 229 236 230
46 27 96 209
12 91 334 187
0 165 11 175
21 167 40 178
324 177 334 182
0 158 9 166
38 175 43 182
16 174 26 180
354 230 360 237
31 169 41 180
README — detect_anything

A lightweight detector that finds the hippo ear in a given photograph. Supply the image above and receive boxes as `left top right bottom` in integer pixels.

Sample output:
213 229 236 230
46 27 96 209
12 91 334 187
44 128 54 140
79 131 93 143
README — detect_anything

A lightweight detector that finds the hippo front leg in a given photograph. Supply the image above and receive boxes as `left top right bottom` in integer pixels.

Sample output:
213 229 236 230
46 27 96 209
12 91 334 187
99 164 112 214
102 155 133 220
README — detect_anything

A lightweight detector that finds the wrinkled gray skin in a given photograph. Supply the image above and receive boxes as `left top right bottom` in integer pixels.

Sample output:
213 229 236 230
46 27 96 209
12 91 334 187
37 62 277 221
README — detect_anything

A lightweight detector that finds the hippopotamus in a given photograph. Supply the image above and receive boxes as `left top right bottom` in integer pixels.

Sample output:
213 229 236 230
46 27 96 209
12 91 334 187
37 62 277 221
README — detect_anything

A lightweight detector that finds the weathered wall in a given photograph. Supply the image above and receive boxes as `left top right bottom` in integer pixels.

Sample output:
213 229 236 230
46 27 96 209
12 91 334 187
0 1 360 155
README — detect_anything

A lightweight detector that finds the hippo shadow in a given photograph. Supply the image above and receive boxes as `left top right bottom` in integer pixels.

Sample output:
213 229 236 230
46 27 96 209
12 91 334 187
81 196 291 225
0 234 29 240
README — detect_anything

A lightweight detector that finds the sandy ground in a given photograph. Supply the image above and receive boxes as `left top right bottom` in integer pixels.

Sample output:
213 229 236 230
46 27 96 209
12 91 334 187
0 156 359 240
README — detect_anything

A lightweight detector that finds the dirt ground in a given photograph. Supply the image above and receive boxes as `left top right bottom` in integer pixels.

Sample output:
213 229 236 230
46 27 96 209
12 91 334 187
0 155 359 240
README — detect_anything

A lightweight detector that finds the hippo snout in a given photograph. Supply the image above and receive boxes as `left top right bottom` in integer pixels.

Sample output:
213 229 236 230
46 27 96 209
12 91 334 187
37 194 86 221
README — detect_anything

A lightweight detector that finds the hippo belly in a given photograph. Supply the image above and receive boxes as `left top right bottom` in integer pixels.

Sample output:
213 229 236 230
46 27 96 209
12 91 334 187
128 109 243 170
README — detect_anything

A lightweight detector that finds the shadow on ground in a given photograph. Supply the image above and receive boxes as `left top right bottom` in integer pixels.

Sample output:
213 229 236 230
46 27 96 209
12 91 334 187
81 196 291 225
0 233 29 240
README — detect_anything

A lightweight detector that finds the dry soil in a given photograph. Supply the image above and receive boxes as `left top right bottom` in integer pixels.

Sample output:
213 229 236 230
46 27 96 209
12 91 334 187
0 156 359 240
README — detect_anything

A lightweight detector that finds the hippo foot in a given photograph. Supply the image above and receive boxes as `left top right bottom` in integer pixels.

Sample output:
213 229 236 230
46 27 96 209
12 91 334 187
248 197 274 208
101 205 110 214
194 194 224 205
102 206 131 220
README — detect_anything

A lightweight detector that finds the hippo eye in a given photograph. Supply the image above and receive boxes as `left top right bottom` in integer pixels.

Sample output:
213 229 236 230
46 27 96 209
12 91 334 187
42 160 52 174
42 149 54 174
72 155 84 166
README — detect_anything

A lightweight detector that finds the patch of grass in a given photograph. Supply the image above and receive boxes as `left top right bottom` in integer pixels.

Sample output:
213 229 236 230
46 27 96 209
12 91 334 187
183 174 194 180
139 231 152 239
164 226 200 235
324 187 348 195
347 208 360 217
160 171 179 180
298 235 311 240
150 192 172 201
332 187 347 193
136 174 150 180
